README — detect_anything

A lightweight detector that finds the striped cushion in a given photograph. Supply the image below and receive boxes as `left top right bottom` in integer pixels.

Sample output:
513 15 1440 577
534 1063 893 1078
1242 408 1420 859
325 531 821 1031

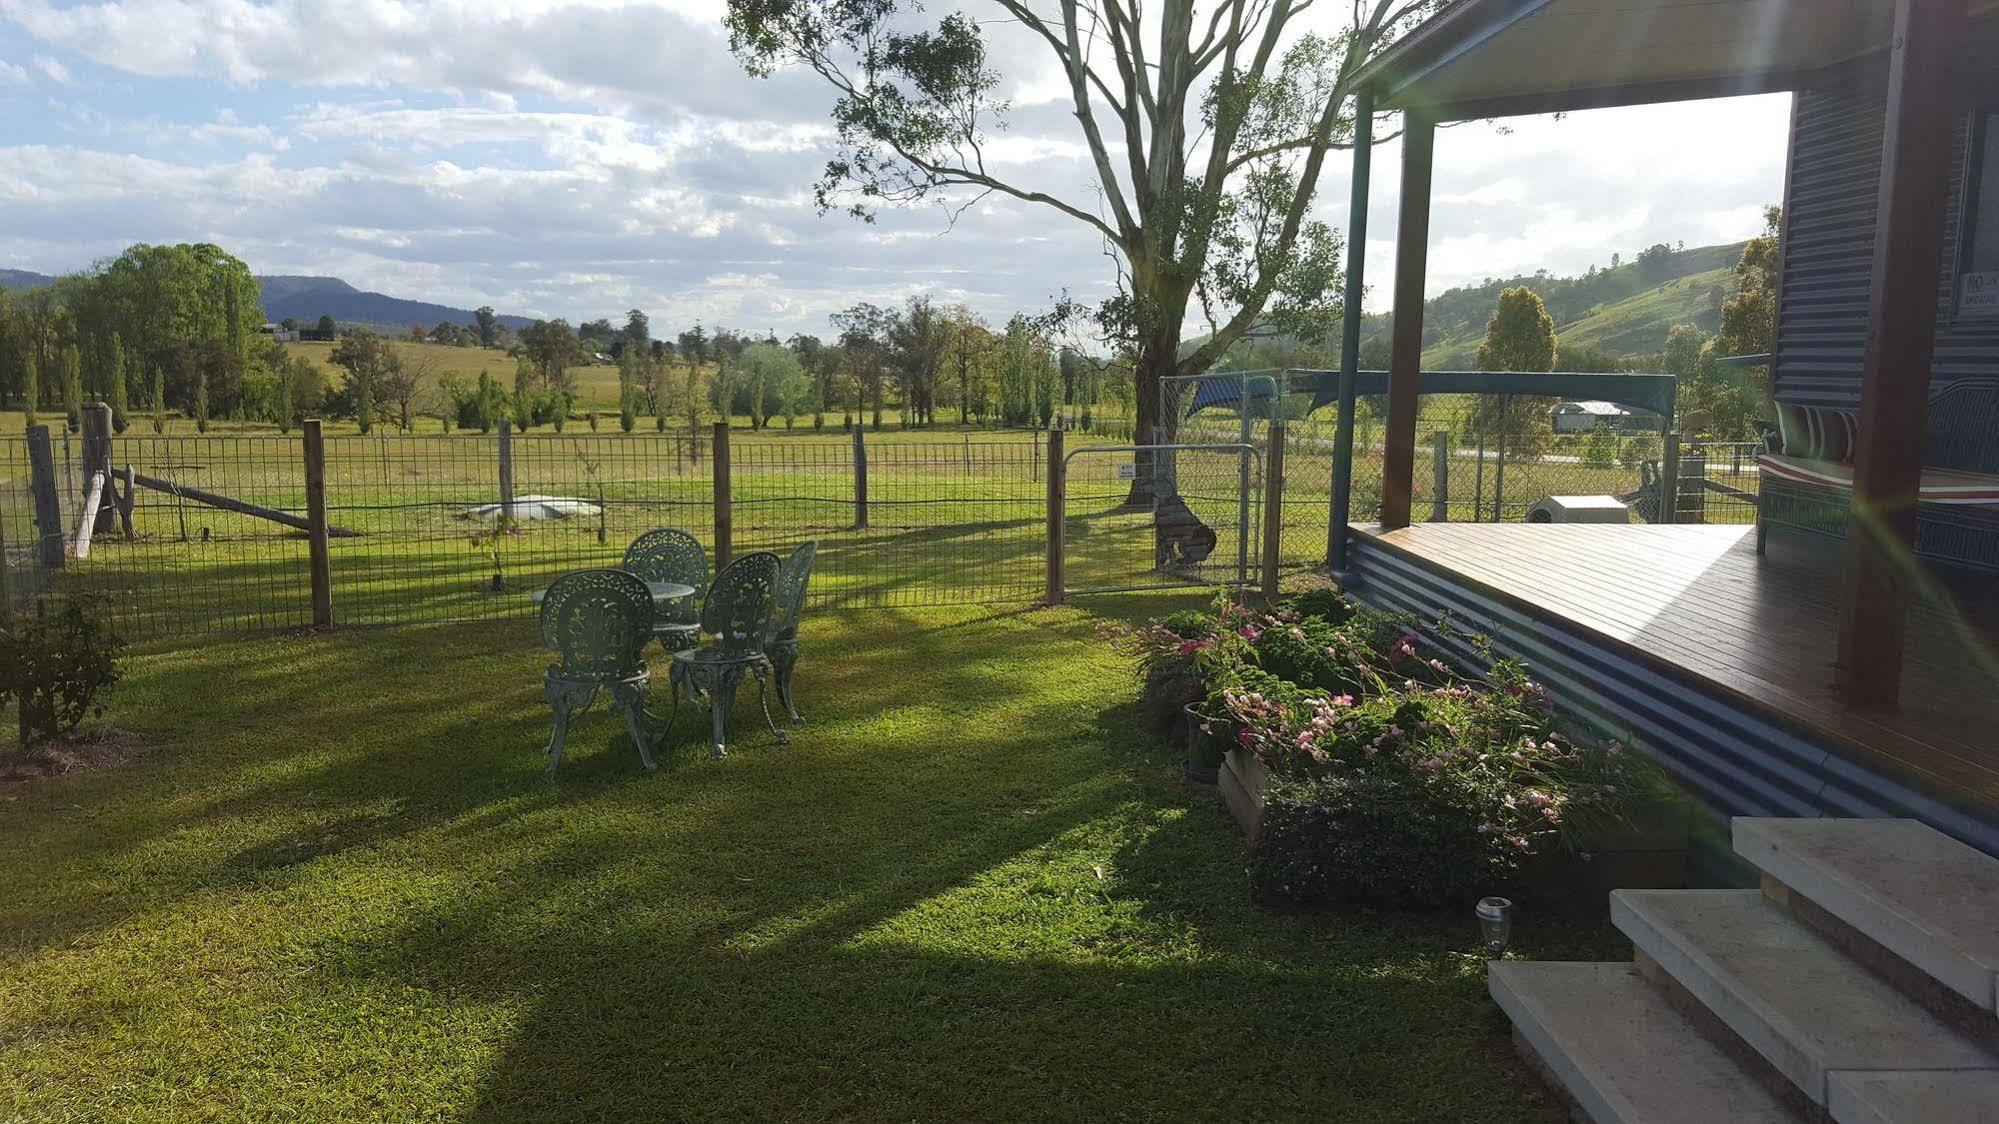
1775 401 1858 462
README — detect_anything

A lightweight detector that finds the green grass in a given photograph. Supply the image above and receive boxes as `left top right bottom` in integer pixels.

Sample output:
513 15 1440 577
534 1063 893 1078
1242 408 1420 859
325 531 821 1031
0 600 1626 1120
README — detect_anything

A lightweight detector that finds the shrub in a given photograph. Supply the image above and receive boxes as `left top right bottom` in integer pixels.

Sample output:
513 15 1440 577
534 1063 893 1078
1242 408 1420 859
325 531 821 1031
1253 771 1517 907
0 598 126 749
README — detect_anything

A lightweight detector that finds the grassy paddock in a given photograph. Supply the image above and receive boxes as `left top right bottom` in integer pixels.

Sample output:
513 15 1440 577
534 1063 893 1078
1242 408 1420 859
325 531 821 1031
0 598 1621 1120
0 409 1753 637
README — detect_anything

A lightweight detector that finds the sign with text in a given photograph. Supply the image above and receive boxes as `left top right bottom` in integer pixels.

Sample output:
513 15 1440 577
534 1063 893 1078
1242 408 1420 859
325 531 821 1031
1116 463 1137 480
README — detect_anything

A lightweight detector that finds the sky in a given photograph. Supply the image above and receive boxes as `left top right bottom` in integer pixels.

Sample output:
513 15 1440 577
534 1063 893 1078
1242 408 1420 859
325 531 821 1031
0 0 1791 338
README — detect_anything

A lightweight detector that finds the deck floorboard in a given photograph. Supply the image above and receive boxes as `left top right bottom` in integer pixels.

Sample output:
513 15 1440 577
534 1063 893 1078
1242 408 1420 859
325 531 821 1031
1355 523 1999 808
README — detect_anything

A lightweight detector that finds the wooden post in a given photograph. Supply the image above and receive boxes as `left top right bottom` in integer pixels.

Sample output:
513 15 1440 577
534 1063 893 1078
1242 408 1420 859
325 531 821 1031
1659 433 1680 525
304 419 333 629
712 421 732 570
1430 430 1451 522
27 425 63 570
118 465 135 538
82 402 116 535
1262 420 1286 602
852 428 869 530
1836 0 1966 709
1381 108 1435 531
1678 447 1709 525
1044 427 1064 605
1328 86 1375 573
496 419 515 524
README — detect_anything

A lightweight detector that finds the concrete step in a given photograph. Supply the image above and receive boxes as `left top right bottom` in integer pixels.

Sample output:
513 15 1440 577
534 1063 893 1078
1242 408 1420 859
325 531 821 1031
1488 961 1803 1124
1734 817 1999 1016
1610 889 1999 1107
1828 1071 1999 1124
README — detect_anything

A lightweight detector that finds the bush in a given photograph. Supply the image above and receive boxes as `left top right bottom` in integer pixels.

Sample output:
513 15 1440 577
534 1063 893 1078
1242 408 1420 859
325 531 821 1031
0 598 126 748
1253 771 1516 907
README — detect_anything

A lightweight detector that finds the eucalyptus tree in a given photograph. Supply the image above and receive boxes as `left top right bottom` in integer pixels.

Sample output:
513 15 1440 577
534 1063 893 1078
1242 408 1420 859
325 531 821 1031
727 0 1433 449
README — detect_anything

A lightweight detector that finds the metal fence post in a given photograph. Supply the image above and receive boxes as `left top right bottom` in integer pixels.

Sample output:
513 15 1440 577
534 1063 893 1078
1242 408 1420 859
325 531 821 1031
713 421 732 570
303 418 333 629
1430 430 1451 522
27 424 63 570
1659 433 1680 525
1262 419 1286 602
853 428 869 530
1044 427 1064 605
497 418 515 524
0 515 10 619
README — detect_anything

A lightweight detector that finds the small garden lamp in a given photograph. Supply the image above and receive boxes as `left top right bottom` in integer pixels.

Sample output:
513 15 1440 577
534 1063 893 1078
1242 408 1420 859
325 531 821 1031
1476 896 1514 958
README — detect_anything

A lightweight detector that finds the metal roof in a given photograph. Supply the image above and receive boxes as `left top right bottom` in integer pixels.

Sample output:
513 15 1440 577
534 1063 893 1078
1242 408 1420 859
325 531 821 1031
1354 0 1997 119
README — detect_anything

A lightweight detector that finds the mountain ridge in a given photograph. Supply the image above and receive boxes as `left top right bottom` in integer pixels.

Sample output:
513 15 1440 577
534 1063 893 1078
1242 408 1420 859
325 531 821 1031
0 268 536 331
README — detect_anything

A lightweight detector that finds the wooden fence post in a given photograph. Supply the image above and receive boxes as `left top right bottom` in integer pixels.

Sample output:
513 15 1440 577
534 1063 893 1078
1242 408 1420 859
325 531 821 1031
497 419 515 524
852 428 869 530
1262 419 1285 602
1659 433 1680 525
27 424 63 570
83 402 117 535
303 418 333 629
1678 446 1708 525
1044 427 1064 605
1430 430 1451 522
713 421 732 570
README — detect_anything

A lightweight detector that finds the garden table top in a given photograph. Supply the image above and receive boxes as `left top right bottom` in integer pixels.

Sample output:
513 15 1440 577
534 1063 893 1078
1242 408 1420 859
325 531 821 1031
532 581 696 606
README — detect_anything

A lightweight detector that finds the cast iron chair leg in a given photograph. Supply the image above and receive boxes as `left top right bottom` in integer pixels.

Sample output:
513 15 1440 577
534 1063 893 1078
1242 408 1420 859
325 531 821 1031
757 669 788 746
656 679 681 750
545 698 572 779
709 680 735 759
625 696 659 773
775 658 803 724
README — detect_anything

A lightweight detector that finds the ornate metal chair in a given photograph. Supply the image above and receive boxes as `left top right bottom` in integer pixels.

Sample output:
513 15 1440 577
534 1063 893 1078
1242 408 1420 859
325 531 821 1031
622 528 709 652
538 568 659 779
764 540 819 724
666 551 784 758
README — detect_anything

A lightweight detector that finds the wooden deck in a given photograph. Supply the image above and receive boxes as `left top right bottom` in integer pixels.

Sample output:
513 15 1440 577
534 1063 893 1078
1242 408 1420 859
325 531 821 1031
1349 523 1999 843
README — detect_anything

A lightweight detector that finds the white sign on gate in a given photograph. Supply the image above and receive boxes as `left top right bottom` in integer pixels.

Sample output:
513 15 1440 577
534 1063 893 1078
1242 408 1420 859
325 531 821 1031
1116 463 1137 480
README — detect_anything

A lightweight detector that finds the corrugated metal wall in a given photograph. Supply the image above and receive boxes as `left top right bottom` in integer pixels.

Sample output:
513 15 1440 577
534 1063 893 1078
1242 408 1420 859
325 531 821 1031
1774 36 1999 473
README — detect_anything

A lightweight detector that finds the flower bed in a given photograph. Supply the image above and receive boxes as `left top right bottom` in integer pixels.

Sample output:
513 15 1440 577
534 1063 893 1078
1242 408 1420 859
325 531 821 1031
1109 586 1684 908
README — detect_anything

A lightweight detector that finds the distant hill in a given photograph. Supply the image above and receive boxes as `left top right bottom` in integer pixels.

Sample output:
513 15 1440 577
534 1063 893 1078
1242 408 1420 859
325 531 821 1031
1366 241 1747 367
0 268 54 292
1 267 536 332
253 276 537 332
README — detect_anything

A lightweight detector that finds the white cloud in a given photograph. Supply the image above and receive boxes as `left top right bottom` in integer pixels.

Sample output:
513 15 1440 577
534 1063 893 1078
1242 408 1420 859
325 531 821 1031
0 58 25 85
0 0 1790 335
30 53 69 83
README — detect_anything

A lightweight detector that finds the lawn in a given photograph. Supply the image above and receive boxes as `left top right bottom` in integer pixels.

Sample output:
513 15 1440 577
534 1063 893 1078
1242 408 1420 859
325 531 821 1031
0 598 1625 1121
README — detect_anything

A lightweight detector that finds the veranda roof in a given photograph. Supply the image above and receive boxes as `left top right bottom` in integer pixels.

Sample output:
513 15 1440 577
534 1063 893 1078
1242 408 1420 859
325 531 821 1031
1354 0 1999 118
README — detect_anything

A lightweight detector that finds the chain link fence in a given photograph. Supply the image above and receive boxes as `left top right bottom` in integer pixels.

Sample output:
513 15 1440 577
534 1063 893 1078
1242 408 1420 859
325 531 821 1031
0 397 1764 638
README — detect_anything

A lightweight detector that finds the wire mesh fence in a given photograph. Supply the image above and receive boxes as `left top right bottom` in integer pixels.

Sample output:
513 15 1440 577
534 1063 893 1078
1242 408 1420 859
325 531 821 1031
0 397 1766 639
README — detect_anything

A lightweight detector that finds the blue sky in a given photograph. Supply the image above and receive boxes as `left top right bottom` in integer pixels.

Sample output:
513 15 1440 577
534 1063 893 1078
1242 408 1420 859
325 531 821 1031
0 0 1792 337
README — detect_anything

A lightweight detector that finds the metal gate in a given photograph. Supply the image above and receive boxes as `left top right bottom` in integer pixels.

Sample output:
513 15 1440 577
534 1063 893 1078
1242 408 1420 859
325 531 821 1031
1059 441 1263 596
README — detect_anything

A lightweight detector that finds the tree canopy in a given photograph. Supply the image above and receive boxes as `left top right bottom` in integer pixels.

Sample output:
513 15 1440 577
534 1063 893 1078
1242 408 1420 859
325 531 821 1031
726 0 1435 451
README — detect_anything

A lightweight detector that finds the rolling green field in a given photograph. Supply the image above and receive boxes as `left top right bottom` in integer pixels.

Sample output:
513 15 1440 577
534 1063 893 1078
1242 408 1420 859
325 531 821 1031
0 598 1624 1121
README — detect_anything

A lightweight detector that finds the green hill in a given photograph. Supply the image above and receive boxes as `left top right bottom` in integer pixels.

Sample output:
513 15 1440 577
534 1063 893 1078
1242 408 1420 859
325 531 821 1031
1361 240 1747 368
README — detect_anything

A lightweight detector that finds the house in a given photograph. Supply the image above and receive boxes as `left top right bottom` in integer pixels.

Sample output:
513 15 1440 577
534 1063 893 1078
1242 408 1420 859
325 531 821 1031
1551 399 1634 432
256 322 300 344
1322 1 1999 1114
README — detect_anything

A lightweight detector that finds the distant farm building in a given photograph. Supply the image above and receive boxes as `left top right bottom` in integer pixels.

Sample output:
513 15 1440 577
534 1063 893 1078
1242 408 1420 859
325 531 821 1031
1551 399 1636 431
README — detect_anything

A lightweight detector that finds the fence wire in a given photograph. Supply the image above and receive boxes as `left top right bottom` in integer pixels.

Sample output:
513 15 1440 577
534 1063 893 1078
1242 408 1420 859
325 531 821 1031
2 401 1764 639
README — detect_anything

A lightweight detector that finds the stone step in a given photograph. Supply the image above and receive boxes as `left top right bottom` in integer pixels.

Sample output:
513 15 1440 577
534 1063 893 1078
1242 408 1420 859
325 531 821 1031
1734 817 1999 1016
1828 1071 1999 1124
1610 889 1999 1107
1488 961 1803 1124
